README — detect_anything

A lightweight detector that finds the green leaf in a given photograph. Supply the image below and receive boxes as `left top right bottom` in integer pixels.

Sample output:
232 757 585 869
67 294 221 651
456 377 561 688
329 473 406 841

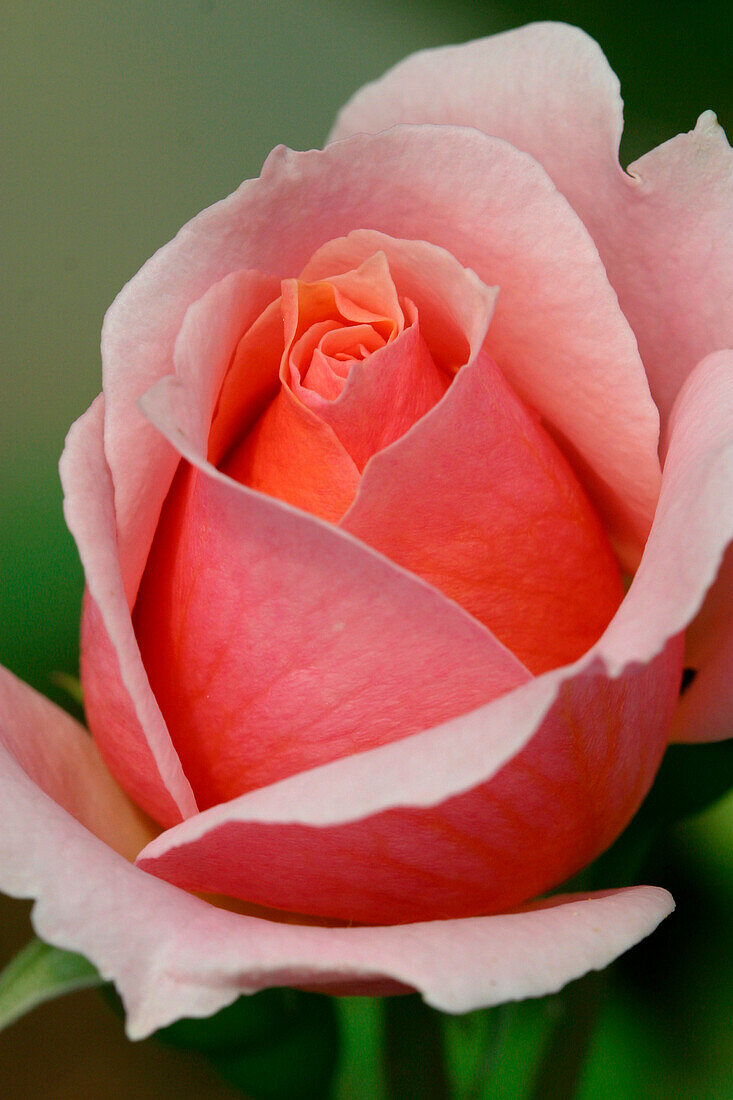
0 938 102 1032
156 987 340 1099
334 998 386 1100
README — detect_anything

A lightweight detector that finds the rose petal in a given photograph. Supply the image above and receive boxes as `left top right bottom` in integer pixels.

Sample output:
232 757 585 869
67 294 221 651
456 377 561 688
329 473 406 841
221 385 361 522
101 125 660 581
134 449 528 811
289 304 448 473
0 720 673 1035
0 666 153 859
102 266 279 603
616 114 733 434
330 23 624 236
602 350 733 675
342 349 624 673
331 24 733 433
673 619 733 743
62 398 197 826
295 232 496 470
658 350 733 743
299 230 497 376
138 339 733 920
135 644 680 923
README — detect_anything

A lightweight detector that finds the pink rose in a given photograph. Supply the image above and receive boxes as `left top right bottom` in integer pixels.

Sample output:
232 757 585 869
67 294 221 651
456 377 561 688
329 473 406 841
1 23 732 1037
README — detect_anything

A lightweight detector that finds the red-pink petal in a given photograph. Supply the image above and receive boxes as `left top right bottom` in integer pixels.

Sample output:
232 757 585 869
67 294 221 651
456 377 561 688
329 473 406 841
342 350 624 673
134 452 528 811
142 330 733 918
62 398 196 826
221 386 361 523
133 323 699 922
331 24 733 433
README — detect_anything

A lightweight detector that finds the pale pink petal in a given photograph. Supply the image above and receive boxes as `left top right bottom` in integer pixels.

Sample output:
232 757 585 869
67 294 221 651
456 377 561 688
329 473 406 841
654 350 733 743
342 350 624 674
330 24 624 233
102 126 660 574
614 114 733 433
601 351 733 674
331 25 733 431
61 399 197 826
175 269 281 461
0 667 153 860
0 726 673 1034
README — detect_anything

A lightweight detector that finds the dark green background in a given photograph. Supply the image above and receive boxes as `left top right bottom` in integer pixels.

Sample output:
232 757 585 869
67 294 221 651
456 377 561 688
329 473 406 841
1 2 731 1096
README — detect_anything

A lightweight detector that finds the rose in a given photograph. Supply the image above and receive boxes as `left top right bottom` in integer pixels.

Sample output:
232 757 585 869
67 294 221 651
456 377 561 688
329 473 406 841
1 22 732 1037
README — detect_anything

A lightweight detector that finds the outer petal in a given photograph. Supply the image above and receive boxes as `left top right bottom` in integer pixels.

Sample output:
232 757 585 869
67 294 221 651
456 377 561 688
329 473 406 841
330 23 624 225
331 23 733 430
618 114 733 434
62 399 197 826
0 720 673 1035
136 647 680 924
101 124 660 583
0 667 153 860
662 351 733 743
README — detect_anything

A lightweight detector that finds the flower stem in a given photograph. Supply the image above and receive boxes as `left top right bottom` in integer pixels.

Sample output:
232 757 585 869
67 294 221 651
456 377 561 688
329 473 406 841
384 994 450 1100
527 969 604 1100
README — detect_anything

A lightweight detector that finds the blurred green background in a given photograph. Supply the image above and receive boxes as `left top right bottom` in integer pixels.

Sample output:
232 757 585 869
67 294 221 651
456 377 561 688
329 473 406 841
1 1 731 1096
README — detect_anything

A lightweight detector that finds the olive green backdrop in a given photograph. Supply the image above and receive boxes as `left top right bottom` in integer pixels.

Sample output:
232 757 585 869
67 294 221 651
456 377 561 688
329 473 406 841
1 2 731 1097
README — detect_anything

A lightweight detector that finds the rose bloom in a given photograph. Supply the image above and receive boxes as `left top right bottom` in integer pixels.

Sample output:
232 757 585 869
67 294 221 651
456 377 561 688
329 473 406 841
1 23 732 1037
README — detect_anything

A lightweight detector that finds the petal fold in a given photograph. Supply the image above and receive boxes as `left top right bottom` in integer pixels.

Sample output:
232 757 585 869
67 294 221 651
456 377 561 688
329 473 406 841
342 350 624 673
62 398 197 825
134 435 528 811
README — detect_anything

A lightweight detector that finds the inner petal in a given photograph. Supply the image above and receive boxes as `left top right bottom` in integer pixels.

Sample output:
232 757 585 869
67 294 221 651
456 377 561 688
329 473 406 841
342 350 626 673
